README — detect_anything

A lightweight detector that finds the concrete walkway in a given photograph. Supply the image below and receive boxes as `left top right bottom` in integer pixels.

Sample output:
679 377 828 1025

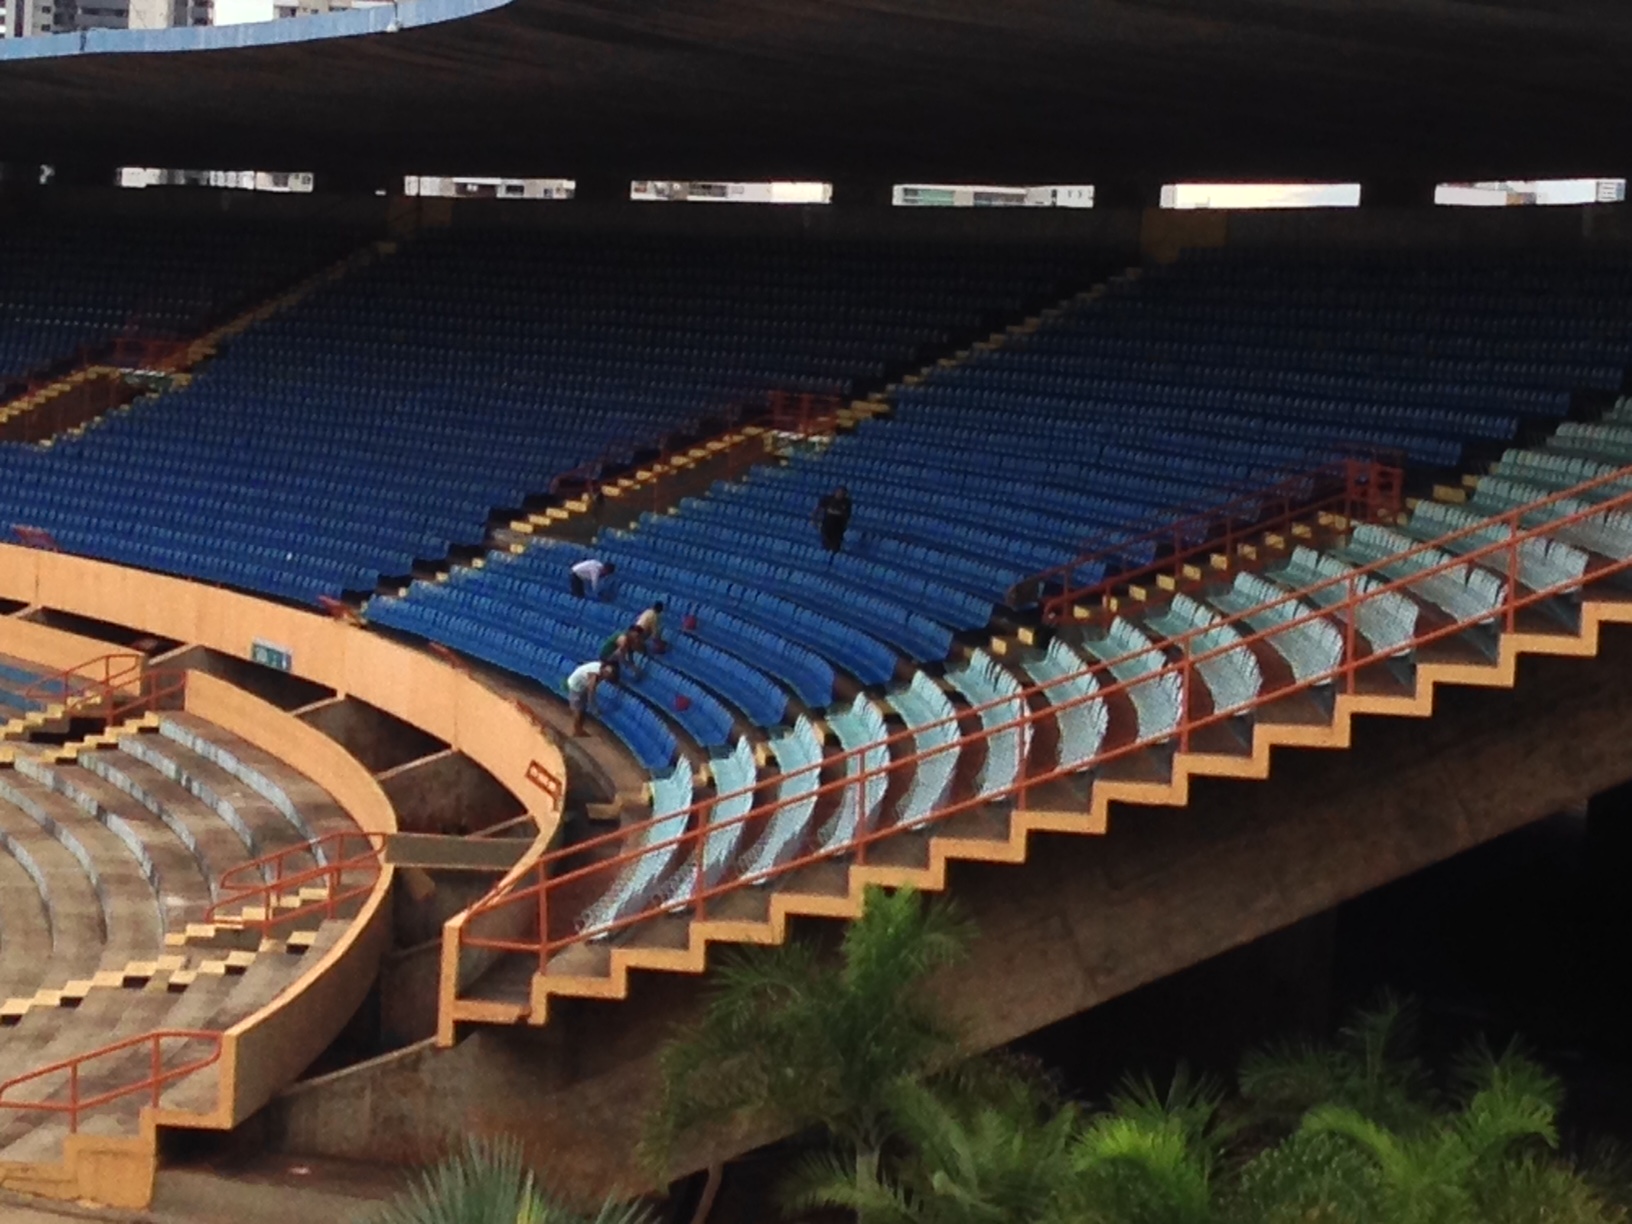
2 1156 414 1224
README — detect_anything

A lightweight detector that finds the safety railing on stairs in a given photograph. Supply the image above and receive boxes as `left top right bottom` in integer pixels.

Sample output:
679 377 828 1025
0 1030 223 1135
17 651 146 708
450 457 1632 979
205 830 388 931
18 656 189 727
1028 454 1405 619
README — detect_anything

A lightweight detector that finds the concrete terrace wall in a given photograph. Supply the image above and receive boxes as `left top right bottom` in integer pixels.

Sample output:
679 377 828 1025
0 543 566 845
178 673 398 1130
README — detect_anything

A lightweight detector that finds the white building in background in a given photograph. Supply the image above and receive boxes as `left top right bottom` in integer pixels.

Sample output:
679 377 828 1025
403 176 576 200
1435 178 1627 207
271 0 386 17
2 0 374 33
3 0 66 37
3 0 200 33
118 167 315 192
1160 182 1363 210
631 180 833 204
893 184 1094 208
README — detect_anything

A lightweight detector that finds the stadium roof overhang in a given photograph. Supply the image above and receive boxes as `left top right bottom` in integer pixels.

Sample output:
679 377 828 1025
1 0 1629 191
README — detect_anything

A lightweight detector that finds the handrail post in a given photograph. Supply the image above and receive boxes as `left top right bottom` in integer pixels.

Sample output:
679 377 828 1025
536 867 550 975
1016 706 1030 811
1344 572 1358 695
151 1035 163 1109
69 1062 80 1134
1178 647 1191 753
1505 511 1520 633
693 803 708 922
855 766 868 866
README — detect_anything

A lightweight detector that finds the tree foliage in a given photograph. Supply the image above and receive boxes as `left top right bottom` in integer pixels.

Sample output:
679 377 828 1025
644 895 1628 1224
356 1136 655 1224
644 884 973 1177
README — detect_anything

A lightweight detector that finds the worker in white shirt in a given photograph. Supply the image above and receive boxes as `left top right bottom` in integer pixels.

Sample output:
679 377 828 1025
634 601 666 652
569 557 616 600
566 659 618 736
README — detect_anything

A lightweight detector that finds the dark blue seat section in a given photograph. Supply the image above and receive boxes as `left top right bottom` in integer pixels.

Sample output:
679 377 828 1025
631 509 993 631
475 545 838 709
901 251 1632 471
597 528 952 664
442 564 790 729
0 218 358 383
586 251 1632 677
515 538 898 688
0 657 70 714
1 233 1082 608
366 593 680 772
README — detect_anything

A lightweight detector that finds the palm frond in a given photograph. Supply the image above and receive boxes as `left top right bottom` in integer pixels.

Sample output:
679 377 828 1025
1071 1114 1214 1224
1237 1039 1344 1126
1108 1064 1228 1167
780 1146 917 1223
356 1137 656 1224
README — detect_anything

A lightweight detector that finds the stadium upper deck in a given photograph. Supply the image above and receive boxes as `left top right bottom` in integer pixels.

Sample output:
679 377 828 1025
0 0 1628 195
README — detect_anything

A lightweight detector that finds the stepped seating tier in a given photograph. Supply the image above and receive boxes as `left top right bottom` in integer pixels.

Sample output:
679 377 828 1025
3 234 1079 602
1 707 373 1177
1 219 357 383
468 439 1632 1031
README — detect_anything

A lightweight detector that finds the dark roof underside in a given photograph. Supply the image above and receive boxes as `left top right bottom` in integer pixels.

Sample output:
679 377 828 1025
2 0 1629 187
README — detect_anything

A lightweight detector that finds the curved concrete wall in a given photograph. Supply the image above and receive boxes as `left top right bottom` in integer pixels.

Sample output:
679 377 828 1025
0 543 565 845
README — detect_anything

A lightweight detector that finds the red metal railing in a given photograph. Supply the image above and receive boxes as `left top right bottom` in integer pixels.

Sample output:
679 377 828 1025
1029 455 1404 623
8 525 60 551
17 651 146 709
0 1030 223 1134
450 457 1632 975
16 657 188 728
545 391 841 509
205 830 388 931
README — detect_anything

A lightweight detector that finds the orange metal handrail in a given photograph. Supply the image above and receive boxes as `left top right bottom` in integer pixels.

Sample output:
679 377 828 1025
17 651 146 709
20 661 189 729
205 830 388 931
0 1029 223 1134
1030 454 1403 620
453 456 1632 971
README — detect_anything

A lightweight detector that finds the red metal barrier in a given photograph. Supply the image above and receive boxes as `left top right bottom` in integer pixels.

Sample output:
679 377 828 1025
9 525 61 551
0 1030 223 1134
17 652 146 709
452 458 1632 975
1031 454 1405 624
17 658 189 729
205 830 387 931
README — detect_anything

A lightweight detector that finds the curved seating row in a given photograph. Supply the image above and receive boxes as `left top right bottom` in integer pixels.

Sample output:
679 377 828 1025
4 233 1079 603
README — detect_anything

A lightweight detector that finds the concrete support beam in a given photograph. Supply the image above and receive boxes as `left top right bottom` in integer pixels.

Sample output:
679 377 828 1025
570 176 633 206
297 695 446 774
832 176 895 209
1361 177 1440 209
376 748 525 836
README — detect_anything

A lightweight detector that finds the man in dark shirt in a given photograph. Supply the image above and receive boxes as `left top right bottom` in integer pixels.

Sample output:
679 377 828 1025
813 486 852 553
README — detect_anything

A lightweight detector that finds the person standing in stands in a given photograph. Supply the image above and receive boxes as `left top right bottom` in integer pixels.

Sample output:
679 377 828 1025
567 659 618 737
635 601 666 652
812 486 852 554
570 557 616 599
